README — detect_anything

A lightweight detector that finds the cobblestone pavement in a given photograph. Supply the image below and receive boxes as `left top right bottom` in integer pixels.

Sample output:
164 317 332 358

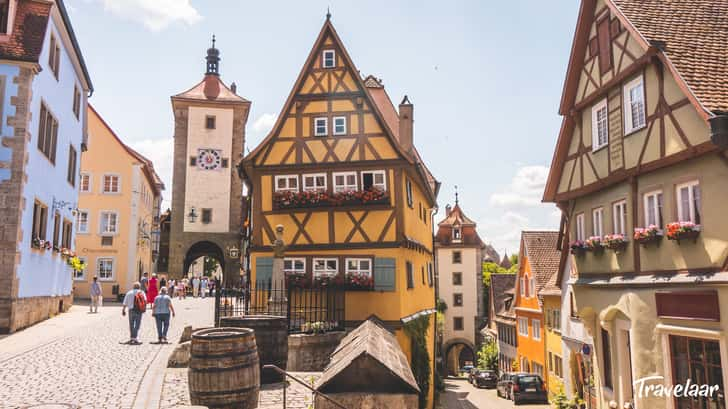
440 378 551 409
161 368 321 409
0 297 214 409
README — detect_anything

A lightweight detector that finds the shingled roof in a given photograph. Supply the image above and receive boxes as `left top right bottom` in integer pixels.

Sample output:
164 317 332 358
491 273 516 320
612 0 728 113
0 0 51 62
521 231 561 295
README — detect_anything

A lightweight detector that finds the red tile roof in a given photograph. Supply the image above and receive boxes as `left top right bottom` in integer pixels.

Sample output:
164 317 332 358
0 0 51 62
612 0 728 113
173 74 249 103
521 231 561 295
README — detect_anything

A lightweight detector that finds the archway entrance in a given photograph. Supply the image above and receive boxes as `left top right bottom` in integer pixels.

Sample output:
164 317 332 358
184 241 225 280
445 341 475 376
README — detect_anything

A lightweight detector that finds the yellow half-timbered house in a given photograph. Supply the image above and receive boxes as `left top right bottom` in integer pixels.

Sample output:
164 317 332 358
241 16 440 407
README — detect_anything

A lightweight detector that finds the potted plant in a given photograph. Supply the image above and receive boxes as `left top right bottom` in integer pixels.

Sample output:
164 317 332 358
569 240 587 256
285 271 311 289
346 272 374 290
633 225 663 246
603 233 628 252
585 236 604 254
313 273 345 288
666 221 701 243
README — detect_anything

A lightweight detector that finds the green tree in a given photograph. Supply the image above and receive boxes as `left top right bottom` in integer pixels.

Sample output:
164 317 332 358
477 340 499 370
203 256 219 277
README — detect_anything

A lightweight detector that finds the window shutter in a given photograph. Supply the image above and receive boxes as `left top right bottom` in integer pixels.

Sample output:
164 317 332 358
255 257 274 285
373 257 396 291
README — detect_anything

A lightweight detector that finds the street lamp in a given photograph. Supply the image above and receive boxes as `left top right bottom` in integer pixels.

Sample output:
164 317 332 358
188 207 198 223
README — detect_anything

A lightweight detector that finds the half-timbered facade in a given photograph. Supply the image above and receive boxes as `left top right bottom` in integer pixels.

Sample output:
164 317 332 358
545 1 728 408
241 17 439 407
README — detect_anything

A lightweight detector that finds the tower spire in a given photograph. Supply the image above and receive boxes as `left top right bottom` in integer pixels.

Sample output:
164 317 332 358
454 185 459 205
206 34 220 76
326 7 331 20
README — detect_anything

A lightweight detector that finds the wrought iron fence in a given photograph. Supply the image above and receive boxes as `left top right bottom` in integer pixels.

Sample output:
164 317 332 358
214 279 345 333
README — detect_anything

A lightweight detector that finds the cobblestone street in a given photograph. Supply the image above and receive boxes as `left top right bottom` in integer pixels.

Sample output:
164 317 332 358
0 297 214 409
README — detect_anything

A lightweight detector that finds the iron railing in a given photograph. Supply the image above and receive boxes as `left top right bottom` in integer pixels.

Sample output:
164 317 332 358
262 365 348 409
214 279 345 333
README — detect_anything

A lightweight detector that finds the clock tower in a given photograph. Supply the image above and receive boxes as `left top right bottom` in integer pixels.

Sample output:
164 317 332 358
168 37 251 283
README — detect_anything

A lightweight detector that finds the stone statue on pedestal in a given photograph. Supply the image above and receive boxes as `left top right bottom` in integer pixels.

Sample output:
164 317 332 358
269 224 288 316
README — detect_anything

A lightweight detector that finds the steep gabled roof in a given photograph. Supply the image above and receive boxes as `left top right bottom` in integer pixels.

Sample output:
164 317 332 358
437 204 476 227
434 202 484 247
491 273 517 319
172 74 248 104
521 231 560 295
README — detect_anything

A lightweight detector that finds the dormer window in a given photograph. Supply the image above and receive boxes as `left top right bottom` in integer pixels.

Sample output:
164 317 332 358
322 50 335 68
453 226 461 241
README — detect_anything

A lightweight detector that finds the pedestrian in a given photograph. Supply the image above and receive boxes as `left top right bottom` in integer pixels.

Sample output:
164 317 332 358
159 275 167 289
168 279 176 298
192 276 200 298
201 277 208 298
152 286 175 343
121 282 146 345
140 272 149 293
89 276 102 313
147 273 159 305
177 279 186 300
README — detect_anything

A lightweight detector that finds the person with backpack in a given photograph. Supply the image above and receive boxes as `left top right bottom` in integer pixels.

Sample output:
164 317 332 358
121 282 146 345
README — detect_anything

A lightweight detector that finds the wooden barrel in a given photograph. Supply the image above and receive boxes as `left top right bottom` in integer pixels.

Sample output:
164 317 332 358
189 327 259 409
220 315 288 383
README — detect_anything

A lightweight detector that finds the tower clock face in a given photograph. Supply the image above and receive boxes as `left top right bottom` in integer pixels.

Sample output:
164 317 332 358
197 148 222 170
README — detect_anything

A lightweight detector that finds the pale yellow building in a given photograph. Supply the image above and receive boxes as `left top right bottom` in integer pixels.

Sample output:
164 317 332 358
74 106 164 300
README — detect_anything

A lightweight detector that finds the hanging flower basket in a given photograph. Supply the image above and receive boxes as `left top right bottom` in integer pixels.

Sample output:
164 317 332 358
585 236 604 254
603 234 628 252
666 221 701 243
633 225 663 246
569 240 587 256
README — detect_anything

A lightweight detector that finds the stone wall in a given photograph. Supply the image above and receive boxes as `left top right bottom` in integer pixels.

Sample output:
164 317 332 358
315 393 418 409
0 293 72 333
287 331 346 372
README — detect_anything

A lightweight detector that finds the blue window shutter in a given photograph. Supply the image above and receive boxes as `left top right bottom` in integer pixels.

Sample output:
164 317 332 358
255 257 273 284
374 257 396 292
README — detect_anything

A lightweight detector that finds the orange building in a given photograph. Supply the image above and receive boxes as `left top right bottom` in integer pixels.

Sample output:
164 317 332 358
514 231 560 379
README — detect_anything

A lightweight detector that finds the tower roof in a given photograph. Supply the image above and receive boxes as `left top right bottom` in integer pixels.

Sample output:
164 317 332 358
437 203 476 227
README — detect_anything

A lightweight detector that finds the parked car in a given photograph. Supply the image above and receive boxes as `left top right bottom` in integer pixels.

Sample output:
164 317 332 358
496 372 520 399
511 373 548 405
473 369 498 388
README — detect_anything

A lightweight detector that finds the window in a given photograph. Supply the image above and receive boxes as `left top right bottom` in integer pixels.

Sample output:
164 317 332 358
406 261 414 289
76 210 89 234
201 209 212 224
613 200 627 235
303 173 326 192
333 116 346 135
101 236 113 246
275 175 298 192
406 179 413 207
453 226 461 241
205 115 216 129
96 258 114 280
532 319 541 340
520 276 525 296
552 309 561 331
533 363 544 377
345 258 372 277
453 317 464 331
314 117 328 136
284 258 305 275
592 207 604 237
575 213 585 241
597 17 612 73
669 336 725 409
99 211 118 235
333 172 357 192
67 145 77 186
518 317 529 337
80 173 91 193
570 292 579 319
73 257 87 281
31 201 48 243
37 103 58 163
624 76 646 133
313 258 338 278
530 277 535 298
676 181 701 224
62 219 72 249
48 33 60 79
72 85 81 119
591 99 609 150
643 190 663 227
52 212 60 249
0 0 10 34
421 266 425 284
452 251 462 264
427 263 433 287
102 174 120 194
452 272 462 286
322 50 335 68
453 293 463 307
601 328 613 389
361 170 386 191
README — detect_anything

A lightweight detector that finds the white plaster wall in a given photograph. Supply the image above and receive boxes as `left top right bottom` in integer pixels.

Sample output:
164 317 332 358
437 246 480 346
183 106 232 233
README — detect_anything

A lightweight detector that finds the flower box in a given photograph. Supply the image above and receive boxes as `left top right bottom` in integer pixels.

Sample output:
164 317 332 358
285 272 311 289
346 272 374 291
273 188 390 210
313 273 346 288
585 236 604 254
666 222 701 243
569 240 587 256
634 226 663 246
603 234 628 252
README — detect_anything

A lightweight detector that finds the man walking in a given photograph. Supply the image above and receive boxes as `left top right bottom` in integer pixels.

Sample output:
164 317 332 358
122 282 146 344
201 277 208 299
140 272 149 293
89 276 102 313
192 276 200 298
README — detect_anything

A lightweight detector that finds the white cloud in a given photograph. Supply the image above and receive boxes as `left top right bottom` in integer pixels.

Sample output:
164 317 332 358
253 113 277 134
489 165 549 208
129 137 173 209
95 0 202 31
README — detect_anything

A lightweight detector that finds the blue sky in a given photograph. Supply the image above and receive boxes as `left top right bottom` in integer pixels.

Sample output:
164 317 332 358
66 0 580 254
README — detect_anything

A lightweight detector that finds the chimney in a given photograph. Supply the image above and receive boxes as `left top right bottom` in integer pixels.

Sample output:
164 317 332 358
445 204 452 217
230 82 237 94
399 95 413 152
